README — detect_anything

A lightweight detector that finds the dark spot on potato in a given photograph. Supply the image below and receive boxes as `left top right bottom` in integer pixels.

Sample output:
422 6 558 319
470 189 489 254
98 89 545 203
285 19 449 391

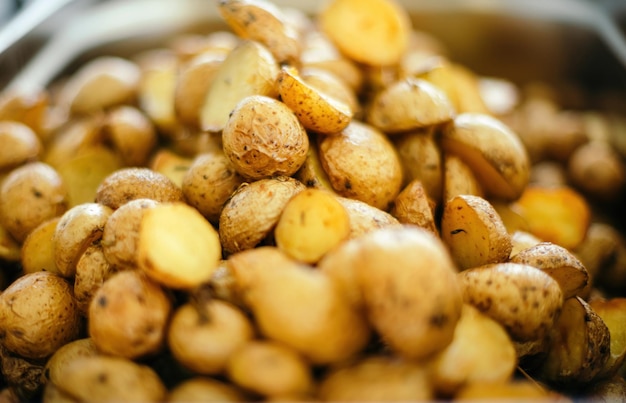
344 180 352 190
450 228 466 235
97 372 108 384
429 313 449 328
97 296 107 308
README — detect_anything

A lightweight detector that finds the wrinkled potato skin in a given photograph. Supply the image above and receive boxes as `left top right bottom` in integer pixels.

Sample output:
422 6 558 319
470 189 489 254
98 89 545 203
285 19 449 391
43 338 98 386
74 244 116 315
168 377 247 402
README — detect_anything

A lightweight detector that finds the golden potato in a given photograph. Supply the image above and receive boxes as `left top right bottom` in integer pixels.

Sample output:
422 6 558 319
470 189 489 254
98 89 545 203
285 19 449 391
588 297 626 379
43 114 105 170
74 244 115 315
336 196 401 238
0 89 49 139
275 188 350 263
103 105 157 167
441 194 512 271
20 217 60 274
138 202 222 289
0 121 42 171
389 179 438 236
293 137 335 191
208 261 246 309
319 120 403 210
167 299 254 375
491 200 530 234
567 141 626 201
458 262 563 342
168 30 239 62
442 154 484 202
168 377 247 402
43 338 98 386
454 380 557 401
0 271 81 359
300 67 360 116
0 221 21 262
148 148 193 189
0 162 68 242
509 230 543 258
88 270 171 359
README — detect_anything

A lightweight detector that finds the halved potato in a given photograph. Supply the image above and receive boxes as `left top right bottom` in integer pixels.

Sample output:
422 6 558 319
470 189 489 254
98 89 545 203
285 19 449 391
442 153 483 202
390 179 438 236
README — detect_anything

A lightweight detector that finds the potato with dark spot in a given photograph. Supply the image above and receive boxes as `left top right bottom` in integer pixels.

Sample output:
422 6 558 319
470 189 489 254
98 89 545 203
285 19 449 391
88 270 172 359
43 338 98 386
458 262 563 342
74 244 116 315
0 271 81 359
168 377 247 402
336 196 401 238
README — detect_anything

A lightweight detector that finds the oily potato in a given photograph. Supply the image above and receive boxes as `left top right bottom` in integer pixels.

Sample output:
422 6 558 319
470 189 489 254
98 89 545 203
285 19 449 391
390 179 438 236
43 338 99 386
20 217 61 275
442 153 484 202
0 121 42 171
74 244 116 315
587 297 626 380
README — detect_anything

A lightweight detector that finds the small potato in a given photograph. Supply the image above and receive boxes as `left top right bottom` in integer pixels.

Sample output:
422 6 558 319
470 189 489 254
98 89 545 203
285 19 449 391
293 138 335 192
208 261 247 308
0 222 21 262
43 338 98 386
537 296 611 387
441 113 530 200
168 377 247 402
567 141 626 201
43 114 105 170
219 176 306 254
88 270 172 359
0 121 42 171
222 95 309 180
0 162 68 242
167 299 254 375
441 194 512 271
442 153 483 202
389 179 438 236
0 89 49 139
227 246 371 364
138 202 222 289
137 51 179 135
200 40 279 132
277 66 352 135
319 120 403 210
218 0 301 65
574 222 621 282
366 77 455 133
103 105 157 167
53 202 113 278
168 30 239 61
300 67 360 116
319 0 411 66
516 184 591 250
53 355 167 402
509 230 543 258
318 355 433 402
101 198 159 271
336 196 400 238
588 297 626 379
275 188 350 263
20 217 60 275
0 271 81 359
226 340 314 397
149 148 193 188
429 304 517 397
95 167 184 210
458 262 563 342
58 56 141 114
510 242 589 300
491 200 530 234
74 244 116 315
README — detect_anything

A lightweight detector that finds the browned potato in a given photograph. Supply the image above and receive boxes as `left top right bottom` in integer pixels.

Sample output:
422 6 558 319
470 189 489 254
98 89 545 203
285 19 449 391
319 0 411 66
148 148 193 188
0 271 81 359
442 154 484 202
43 114 105 170
0 162 68 242
509 242 589 300
0 221 21 262
74 244 115 315
319 120 403 210
588 297 626 379
95 167 184 210
53 202 113 278
441 194 512 271
168 377 247 402
567 141 626 201
0 121 42 171
336 196 401 238
20 217 60 274
103 105 157 167
0 89 49 139
137 202 222 289
458 262 563 342
222 95 309 180
441 113 530 200
226 340 314 397
167 299 254 375
88 270 171 359
43 338 98 386
219 176 306 254
389 179 438 236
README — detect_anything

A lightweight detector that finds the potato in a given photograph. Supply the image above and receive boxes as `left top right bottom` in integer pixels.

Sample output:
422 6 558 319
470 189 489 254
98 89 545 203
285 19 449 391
442 154 483 202
43 114 104 170
366 78 455 133
52 355 166 402
137 51 179 135
393 129 443 203
218 0 301 65
441 113 530 200
441 194 512 271
138 202 222 289
588 297 626 379
0 271 81 359
530 160 569 188
168 377 247 402
516 185 591 250
584 374 626 403
319 0 411 66
0 121 42 171
219 176 306 254
275 188 350 263
293 137 335 191
19 217 59 274
478 76 520 116
207 261 246 308
227 246 371 364
53 202 113 278
509 230 543 258
537 296 610 387
277 66 352 135
168 30 239 62
300 67 360 116
319 120 403 210
101 198 159 271
226 340 314 397
200 40 279 132
43 338 98 386
0 343 46 400
567 141 626 201
509 242 589 300
222 95 309 180
389 179 438 236
103 105 157 167
0 89 49 139
0 162 68 242
88 270 171 359
454 380 556 401
95 167 184 210
0 222 20 262
318 355 433 402
429 304 517 397
458 262 563 342
74 244 116 315
336 196 400 238
574 222 621 283
58 56 140 114
149 148 193 189
167 299 254 375
491 200 530 234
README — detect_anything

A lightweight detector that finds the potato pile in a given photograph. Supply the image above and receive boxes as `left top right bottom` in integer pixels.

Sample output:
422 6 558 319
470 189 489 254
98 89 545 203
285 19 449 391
1 0 626 401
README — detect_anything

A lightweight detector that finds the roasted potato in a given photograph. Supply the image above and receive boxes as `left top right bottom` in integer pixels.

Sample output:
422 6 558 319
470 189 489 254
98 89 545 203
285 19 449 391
0 121 42 172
